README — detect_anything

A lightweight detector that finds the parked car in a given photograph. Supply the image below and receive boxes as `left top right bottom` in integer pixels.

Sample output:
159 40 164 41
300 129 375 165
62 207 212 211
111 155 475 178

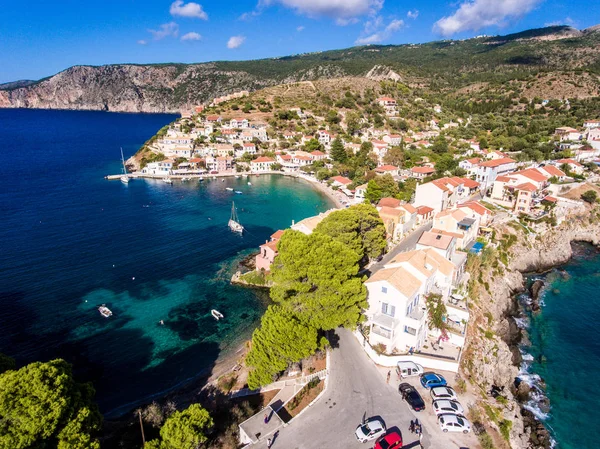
432 399 464 416
438 414 472 433
355 418 386 443
420 372 447 389
430 386 458 401
398 383 425 412
374 431 403 449
396 361 424 378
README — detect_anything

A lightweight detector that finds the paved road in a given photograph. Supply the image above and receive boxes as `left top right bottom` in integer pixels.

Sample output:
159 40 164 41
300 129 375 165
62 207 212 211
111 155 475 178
253 329 426 449
368 221 433 275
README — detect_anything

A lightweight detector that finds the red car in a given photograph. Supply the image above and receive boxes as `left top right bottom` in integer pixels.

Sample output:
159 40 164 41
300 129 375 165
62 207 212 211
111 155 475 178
374 431 402 449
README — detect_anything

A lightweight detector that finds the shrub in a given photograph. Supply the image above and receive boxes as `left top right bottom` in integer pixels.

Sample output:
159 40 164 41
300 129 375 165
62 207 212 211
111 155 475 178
581 190 598 204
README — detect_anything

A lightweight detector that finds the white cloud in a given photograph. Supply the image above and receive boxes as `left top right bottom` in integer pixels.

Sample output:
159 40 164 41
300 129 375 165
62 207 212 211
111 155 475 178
407 10 419 20
258 0 383 25
181 32 202 41
434 0 542 36
544 17 575 27
137 40 148 45
355 18 404 45
297 25 305 31
148 22 179 40
227 35 246 49
169 1 208 20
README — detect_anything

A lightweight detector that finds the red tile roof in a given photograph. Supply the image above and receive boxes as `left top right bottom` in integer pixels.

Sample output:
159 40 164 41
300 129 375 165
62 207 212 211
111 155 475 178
460 201 491 216
375 165 399 172
541 165 565 177
331 176 352 185
514 182 538 192
543 196 558 203
515 168 548 183
417 205 434 215
271 230 285 240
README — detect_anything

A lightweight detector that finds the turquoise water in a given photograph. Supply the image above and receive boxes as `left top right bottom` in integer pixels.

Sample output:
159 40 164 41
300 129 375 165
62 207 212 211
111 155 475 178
520 245 600 449
0 109 333 417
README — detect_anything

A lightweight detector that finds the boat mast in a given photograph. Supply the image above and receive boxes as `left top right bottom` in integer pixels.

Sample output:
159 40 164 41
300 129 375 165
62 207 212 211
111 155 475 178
120 147 127 175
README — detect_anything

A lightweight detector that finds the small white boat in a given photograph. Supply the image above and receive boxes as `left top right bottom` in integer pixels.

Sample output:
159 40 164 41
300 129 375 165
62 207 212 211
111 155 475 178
162 177 173 184
235 175 240 178
221 179 225 182
98 305 113 318
181 177 190 182
248 182 252 186
211 309 224 320
234 190 243 194
226 187 234 191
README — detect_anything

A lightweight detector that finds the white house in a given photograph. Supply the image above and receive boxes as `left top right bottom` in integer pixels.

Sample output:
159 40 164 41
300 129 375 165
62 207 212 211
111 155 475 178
142 160 174 175
364 249 456 354
474 157 516 191
250 156 275 172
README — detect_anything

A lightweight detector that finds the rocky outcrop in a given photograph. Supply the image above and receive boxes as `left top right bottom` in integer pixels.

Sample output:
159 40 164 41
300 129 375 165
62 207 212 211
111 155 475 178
0 64 287 113
463 213 600 448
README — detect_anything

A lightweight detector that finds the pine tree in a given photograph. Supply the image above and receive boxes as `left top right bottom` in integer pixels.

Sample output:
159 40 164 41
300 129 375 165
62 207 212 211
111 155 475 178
246 305 319 389
330 137 347 163
315 204 387 265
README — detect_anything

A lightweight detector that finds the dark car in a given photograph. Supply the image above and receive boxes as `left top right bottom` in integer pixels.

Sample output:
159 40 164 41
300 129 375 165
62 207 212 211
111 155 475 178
398 383 425 412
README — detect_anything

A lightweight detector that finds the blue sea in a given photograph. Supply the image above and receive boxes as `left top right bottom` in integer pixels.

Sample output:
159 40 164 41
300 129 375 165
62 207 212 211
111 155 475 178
518 244 600 449
0 109 333 417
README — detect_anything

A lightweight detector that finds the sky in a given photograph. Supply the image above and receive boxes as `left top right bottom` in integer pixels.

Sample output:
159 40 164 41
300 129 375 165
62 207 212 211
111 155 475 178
1 0 598 83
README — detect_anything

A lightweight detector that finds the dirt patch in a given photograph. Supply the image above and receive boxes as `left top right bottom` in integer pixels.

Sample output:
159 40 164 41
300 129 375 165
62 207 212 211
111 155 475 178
281 379 324 421
561 182 600 201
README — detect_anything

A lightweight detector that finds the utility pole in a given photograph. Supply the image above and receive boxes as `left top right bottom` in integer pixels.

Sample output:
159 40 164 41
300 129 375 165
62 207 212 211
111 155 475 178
138 410 146 446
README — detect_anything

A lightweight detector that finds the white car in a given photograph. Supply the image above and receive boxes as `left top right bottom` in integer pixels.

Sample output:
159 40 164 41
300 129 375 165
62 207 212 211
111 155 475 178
438 414 472 433
432 399 464 416
430 386 458 401
355 418 386 443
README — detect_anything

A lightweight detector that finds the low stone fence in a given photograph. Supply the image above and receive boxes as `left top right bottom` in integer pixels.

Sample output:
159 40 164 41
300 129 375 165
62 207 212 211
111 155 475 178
354 331 460 373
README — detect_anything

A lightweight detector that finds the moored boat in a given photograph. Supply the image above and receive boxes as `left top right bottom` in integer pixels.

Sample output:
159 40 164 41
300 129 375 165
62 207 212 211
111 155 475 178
98 304 113 318
226 187 234 191
211 309 224 320
162 177 173 184
228 201 244 233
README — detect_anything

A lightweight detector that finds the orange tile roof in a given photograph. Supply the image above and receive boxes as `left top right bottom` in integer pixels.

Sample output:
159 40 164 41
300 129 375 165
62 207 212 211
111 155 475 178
543 196 558 203
515 168 548 183
478 157 516 168
460 201 491 216
331 176 352 185
375 165 399 172
366 266 422 299
496 175 512 183
260 240 279 252
417 205 434 215
252 156 275 163
378 206 403 219
378 197 402 208
271 230 285 240
399 203 418 214
418 231 454 250
514 182 538 192
412 166 435 174
541 165 565 177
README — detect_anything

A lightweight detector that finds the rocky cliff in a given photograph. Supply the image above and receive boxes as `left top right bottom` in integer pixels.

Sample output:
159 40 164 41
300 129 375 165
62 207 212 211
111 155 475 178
462 210 600 448
0 64 283 113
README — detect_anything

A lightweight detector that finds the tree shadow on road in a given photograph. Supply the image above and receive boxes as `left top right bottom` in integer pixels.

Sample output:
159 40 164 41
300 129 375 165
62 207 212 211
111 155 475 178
327 330 340 348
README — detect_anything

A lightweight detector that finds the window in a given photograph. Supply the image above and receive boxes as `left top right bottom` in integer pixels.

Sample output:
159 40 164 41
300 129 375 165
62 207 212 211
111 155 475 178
404 326 417 335
381 303 395 317
381 286 387 294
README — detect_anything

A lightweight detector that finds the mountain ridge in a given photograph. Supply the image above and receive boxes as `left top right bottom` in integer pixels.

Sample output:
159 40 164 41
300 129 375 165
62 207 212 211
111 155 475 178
1 24 599 113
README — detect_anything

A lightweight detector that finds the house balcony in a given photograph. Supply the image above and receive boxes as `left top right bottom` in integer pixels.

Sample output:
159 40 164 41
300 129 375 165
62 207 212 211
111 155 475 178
370 313 399 340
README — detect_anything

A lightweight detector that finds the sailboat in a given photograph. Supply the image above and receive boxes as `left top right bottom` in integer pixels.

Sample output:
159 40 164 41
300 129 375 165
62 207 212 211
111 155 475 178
228 202 244 234
120 148 129 184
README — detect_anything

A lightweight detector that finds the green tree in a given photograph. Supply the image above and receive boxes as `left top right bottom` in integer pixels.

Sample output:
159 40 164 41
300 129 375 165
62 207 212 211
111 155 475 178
431 135 449 154
383 146 404 166
581 190 598 204
326 110 341 125
330 137 348 163
365 179 383 204
246 305 319 389
315 204 387 264
158 404 212 449
0 359 102 449
435 154 458 174
270 231 367 330
426 294 448 334
377 173 400 198
304 138 322 153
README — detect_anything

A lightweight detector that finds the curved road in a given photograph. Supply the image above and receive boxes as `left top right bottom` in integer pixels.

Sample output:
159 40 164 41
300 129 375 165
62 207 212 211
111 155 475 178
255 329 427 448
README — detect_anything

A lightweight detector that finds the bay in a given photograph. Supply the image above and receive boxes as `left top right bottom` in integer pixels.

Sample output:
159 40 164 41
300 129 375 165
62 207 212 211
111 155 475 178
0 109 333 416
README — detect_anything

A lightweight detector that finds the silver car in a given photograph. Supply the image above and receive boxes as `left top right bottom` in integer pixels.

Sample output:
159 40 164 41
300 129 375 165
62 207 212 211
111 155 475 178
438 413 472 433
355 418 386 443
432 399 464 416
430 386 458 401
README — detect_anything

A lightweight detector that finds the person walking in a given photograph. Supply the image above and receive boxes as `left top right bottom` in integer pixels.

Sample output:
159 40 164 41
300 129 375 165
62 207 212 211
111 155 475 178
263 413 269 424
267 438 273 448
419 431 423 448
386 370 391 384
409 420 415 433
